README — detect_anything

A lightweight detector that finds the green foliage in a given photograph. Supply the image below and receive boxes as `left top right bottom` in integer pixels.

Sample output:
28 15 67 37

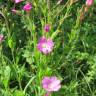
13 90 24 96
2 66 11 89
0 0 96 96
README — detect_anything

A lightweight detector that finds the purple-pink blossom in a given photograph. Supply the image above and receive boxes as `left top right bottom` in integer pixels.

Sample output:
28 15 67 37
23 3 32 12
86 0 94 6
44 24 50 32
42 76 61 92
14 0 23 3
0 35 4 43
37 37 54 54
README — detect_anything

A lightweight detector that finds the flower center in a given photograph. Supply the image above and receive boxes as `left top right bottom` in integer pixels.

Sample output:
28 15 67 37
42 43 48 48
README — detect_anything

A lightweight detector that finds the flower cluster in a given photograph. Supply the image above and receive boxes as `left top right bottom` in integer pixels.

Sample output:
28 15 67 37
12 0 32 13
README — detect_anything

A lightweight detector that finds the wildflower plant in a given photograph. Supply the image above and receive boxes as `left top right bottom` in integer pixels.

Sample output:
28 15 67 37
0 0 96 96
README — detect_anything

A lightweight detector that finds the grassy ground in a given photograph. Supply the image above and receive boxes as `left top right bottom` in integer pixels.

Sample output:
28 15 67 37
0 0 96 96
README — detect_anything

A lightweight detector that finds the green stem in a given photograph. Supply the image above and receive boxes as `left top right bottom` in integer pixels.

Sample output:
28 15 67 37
23 76 35 94
18 78 23 91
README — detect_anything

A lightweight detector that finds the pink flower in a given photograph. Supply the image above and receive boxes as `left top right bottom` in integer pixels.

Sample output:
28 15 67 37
23 3 32 12
14 0 23 3
37 37 54 54
86 0 94 6
42 76 61 92
11 9 17 13
0 35 4 43
44 24 50 32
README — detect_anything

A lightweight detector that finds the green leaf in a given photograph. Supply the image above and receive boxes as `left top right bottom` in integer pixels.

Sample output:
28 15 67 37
13 90 24 96
8 37 15 49
3 66 11 89
94 0 96 3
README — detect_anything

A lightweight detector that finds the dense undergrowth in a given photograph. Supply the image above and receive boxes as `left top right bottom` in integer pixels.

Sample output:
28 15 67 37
0 0 96 96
